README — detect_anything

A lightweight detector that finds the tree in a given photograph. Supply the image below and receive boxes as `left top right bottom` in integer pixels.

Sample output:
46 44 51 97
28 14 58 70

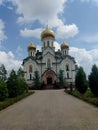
17 67 25 79
75 67 87 94
7 68 28 98
0 80 9 101
88 64 98 96
17 67 28 93
58 70 64 88
33 70 41 89
7 70 19 97
0 64 7 82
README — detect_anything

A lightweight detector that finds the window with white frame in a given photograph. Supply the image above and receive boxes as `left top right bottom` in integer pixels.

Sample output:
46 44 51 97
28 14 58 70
47 58 51 68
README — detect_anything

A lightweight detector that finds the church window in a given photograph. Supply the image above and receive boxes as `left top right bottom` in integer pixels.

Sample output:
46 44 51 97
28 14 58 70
65 50 66 55
44 42 45 47
66 64 69 71
30 74 32 80
51 41 53 47
67 72 69 78
31 52 32 56
47 41 49 47
47 59 51 68
29 65 33 73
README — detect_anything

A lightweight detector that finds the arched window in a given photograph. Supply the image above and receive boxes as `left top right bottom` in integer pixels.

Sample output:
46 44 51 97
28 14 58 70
31 52 32 56
47 59 51 68
29 65 33 73
65 50 66 55
30 74 32 80
51 41 53 47
67 72 69 78
44 42 45 47
66 64 69 71
47 41 49 47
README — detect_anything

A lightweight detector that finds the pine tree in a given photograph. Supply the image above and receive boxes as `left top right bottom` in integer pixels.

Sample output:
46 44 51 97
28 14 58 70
0 80 9 101
7 70 19 97
0 64 8 101
0 64 7 82
88 64 98 96
75 67 87 94
33 70 41 89
17 67 28 93
58 70 64 88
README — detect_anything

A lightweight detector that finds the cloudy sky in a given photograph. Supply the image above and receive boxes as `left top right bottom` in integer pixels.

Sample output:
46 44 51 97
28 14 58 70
0 0 98 75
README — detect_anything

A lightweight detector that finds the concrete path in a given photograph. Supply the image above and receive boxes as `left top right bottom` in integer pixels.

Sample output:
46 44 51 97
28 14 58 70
0 90 98 130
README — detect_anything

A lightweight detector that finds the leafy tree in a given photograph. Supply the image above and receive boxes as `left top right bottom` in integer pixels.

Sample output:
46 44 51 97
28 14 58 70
0 64 7 82
88 64 98 96
33 70 41 89
75 67 87 94
0 80 9 101
58 70 64 88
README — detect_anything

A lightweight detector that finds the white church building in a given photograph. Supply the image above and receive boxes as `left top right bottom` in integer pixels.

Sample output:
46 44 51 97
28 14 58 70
22 27 78 88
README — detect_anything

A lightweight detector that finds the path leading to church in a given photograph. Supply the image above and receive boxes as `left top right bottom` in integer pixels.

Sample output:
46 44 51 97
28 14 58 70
0 90 98 130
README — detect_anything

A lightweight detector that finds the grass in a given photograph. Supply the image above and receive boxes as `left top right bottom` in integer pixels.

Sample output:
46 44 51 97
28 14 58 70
0 91 34 111
65 89 98 106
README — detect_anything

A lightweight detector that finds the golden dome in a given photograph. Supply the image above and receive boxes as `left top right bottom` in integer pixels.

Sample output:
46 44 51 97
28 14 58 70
41 28 55 40
61 42 69 49
28 43 36 50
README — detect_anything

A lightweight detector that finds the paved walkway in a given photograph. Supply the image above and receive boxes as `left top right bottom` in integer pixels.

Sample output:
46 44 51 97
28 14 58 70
0 90 98 130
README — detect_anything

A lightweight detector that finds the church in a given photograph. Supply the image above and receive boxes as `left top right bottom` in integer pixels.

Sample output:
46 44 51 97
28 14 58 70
22 27 78 89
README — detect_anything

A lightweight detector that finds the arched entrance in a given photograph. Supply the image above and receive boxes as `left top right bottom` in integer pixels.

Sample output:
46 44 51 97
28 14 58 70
42 70 57 89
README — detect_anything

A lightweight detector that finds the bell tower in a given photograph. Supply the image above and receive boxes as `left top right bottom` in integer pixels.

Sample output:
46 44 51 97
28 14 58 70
61 42 69 56
28 43 36 57
41 27 55 51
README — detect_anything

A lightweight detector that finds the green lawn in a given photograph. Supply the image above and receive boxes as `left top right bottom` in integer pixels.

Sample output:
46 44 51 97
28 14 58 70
65 89 98 106
0 91 34 111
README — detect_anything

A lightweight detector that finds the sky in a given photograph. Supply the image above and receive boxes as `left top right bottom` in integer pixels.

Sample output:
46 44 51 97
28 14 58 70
0 0 98 76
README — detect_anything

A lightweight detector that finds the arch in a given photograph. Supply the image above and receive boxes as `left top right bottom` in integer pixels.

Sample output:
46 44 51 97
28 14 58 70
30 74 32 80
44 42 45 47
65 50 66 55
31 52 32 56
67 72 69 78
29 65 33 73
66 64 69 71
42 70 57 85
47 41 49 47
47 58 51 68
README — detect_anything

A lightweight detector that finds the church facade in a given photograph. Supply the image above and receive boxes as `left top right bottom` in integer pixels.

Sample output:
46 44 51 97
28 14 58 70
22 27 78 88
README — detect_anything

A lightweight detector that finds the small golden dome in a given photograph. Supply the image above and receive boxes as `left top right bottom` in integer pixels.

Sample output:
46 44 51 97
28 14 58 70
41 28 55 40
61 42 69 49
28 43 36 50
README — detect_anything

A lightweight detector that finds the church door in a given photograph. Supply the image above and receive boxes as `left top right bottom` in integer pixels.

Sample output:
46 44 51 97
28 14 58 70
47 77 52 85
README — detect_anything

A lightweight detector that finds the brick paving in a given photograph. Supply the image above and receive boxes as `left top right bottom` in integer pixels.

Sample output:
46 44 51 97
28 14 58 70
0 90 98 130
